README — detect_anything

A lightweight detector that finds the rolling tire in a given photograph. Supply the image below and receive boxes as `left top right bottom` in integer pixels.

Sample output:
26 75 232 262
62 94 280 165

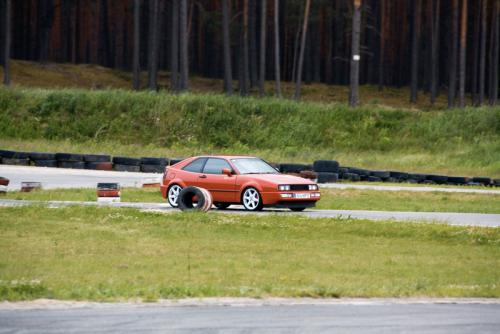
241 187 263 211
290 207 306 212
313 160 339 173
178 186 212 212
167 184 183 207
33 159 58 167
214 203 231 210
112 157 140 166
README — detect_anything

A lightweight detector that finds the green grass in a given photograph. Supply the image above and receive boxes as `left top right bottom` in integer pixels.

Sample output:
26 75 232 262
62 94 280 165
0 206 499 301
3 187 500 214
0 87 499 177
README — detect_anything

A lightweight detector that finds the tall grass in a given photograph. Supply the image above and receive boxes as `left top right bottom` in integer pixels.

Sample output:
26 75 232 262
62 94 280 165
1 87 499 175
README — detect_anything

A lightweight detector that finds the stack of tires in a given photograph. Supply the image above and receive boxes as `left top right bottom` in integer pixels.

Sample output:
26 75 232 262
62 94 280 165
0 150 30 166
55 153 85 169
29 152 57 167
279 163 310 175
140 157 168 173
84 154 113 170
313 160 339 183
112 157 141 172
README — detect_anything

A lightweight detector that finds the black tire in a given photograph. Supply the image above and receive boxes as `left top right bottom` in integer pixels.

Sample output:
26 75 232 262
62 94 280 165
447 176 469 185
426 175 448 184
316 172 338 183
58 161 86 169
83 154 111 162
370 170 390 179
472 177 492 186
85 162 113 170
312 160 339 173
169 158 185 166
140 157 168 165
279 163 309 173
0 150 16 158
55 153 84 162
347 167 370 176
140 164 166 173
408 173 427 182
290 207 306 212
112 156 140 166
422 180 436 185
241 187 264 211
33 159 58 167
389 171 409 180
343 172 361 182
384 177 399 183
367 176 382 182
178 186 208 211
114 164 141 172
493 179 500 187
29 152 56 160
1 158 30 166
214 202 231 210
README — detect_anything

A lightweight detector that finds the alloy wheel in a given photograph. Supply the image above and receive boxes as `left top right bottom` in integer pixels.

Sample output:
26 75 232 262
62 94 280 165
242 188 262 211
167 184 182 207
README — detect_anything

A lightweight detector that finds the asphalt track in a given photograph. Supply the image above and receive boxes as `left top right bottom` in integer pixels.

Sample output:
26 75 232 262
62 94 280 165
1 299 499 333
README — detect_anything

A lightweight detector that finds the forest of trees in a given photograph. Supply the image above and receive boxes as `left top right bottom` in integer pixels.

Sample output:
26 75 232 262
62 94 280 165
0 0 499 107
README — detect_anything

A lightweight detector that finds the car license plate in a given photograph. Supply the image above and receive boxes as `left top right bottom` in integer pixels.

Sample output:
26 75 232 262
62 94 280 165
294 193 310 199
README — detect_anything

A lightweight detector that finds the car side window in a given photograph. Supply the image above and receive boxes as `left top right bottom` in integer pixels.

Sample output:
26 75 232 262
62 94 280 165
182 158 207 173
203 158 232 174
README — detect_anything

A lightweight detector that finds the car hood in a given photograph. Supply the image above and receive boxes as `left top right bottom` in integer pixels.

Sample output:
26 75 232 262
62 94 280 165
242 173 314 185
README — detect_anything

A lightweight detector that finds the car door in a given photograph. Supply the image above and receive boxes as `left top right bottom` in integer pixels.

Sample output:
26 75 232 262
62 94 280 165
180 157 208 187
198 158 238 202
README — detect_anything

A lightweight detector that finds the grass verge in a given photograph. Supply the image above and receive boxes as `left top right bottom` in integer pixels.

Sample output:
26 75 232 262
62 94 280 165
3 187 500 214
0 206 499 301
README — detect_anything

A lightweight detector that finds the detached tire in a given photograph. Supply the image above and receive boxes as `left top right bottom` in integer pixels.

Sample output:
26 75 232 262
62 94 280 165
178 186 213 212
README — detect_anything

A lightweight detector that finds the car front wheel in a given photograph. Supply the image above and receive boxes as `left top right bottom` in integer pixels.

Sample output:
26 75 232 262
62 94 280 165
242 187 263 211
167 184 183 207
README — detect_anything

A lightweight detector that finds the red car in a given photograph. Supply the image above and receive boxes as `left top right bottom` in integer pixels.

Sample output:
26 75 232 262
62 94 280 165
161 156 321 211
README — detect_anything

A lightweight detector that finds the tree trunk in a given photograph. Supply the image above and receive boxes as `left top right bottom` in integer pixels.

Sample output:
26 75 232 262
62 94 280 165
249 0 257 87
258 0 267 96
221 0 232 95
179 0 189 90
489 1 499 105
171 0 179 91
478 0 488 105
349 0 362 107
471 0 481 105
274 0 281 97
410 0 421 104
3 0 11 86
378 0 385 91
240 0 250 96
133 0 141 90
448 0 459 108
458 0 467 108
294 0 311 100
148 0 159 90
430 0 440 104
38 0 55 62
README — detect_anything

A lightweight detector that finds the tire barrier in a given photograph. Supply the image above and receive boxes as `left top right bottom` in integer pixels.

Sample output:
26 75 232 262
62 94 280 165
1 149 499 187
316 172 338 184
21 182 42 192
178 186 213 212
97 183 121 202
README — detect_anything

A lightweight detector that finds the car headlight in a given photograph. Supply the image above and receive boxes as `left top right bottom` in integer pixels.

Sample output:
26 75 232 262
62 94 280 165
308 184 318 191
278 185 291 191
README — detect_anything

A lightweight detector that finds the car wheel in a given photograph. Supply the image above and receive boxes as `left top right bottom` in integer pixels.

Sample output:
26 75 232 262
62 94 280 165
242 188 263 211
214 203 231 210
167 184 183 207
290 207 306 212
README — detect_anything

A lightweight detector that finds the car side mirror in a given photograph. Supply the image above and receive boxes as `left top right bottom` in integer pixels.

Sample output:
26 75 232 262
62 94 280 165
222 168 233 176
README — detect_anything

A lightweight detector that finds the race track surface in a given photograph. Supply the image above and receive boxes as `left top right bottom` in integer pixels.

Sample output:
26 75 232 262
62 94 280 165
1 299 499 334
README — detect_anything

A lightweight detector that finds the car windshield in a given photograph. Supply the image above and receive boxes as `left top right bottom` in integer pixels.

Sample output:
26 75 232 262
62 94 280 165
231 158 278 175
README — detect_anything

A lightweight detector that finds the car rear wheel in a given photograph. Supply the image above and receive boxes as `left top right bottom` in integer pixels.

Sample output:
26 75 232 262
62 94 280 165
290 207 306 212
214 203 231 210
242 188 263 211
167 184 183 207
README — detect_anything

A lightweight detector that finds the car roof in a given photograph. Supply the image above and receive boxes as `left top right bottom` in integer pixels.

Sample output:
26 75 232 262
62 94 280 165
193 155 257 160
